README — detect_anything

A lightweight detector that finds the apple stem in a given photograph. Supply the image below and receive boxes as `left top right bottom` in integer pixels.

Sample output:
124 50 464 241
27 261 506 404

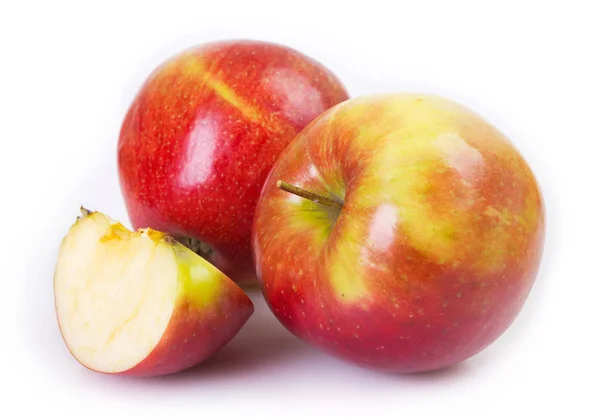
78 206 92 219
276 180 343 209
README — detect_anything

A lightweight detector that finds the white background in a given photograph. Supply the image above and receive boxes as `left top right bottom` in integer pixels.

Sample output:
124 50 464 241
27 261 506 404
2 1 599 416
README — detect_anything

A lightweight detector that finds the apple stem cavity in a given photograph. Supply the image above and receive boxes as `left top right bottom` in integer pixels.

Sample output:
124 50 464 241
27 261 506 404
276 180 343 210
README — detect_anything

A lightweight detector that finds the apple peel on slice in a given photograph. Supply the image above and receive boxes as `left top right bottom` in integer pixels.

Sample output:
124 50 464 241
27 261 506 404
53 208 254 377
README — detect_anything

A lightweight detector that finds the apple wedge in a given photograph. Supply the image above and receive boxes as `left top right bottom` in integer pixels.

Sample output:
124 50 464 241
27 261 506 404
53 208 254 377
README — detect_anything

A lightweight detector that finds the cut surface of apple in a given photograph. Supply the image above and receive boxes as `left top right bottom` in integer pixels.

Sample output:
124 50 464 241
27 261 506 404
54 208 254 377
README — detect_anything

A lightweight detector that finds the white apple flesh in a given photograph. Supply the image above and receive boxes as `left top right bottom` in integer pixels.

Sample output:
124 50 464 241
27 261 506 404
53 208 254 377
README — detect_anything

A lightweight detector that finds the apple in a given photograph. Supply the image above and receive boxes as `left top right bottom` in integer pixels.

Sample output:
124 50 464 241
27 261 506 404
53 208 254 377
117 39 349 285
251 93 545 373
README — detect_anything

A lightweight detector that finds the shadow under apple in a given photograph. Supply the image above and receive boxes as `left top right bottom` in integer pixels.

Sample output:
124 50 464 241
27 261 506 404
153 287 313 382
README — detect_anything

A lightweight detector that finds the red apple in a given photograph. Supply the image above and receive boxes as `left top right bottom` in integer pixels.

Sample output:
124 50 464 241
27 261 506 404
53 208 254 377
117 39 349 285
251 93 545 373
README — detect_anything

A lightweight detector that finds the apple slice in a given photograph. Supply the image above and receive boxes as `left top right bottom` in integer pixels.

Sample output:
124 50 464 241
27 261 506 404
53 208 254 377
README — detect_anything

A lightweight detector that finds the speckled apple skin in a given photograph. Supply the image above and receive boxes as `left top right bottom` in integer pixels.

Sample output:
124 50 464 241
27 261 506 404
118 40 349 285
252 93 545 373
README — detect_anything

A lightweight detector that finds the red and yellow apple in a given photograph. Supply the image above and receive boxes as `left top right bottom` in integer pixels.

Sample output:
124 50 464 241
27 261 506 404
53 208 254 377
118 39 349 285
251 93 545 373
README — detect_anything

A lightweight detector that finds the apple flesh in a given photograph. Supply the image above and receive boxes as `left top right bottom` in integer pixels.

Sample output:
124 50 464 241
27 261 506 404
251 93 545 373
53 208 253 377
118 39 349 285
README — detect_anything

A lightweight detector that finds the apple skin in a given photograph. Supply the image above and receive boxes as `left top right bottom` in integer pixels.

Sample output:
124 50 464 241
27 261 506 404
117 39 349 285
251 93 545 373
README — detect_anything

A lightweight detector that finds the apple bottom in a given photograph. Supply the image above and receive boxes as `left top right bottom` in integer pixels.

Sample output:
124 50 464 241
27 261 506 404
188 243 259 289
263 274 535 373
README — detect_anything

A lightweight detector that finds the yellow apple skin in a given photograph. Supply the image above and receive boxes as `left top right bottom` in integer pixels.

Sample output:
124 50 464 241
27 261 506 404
252 93 545 373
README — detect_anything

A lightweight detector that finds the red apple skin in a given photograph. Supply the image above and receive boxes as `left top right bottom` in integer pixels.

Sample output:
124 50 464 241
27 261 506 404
117 40 349 285
120 276 254 377
251 93 545 373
